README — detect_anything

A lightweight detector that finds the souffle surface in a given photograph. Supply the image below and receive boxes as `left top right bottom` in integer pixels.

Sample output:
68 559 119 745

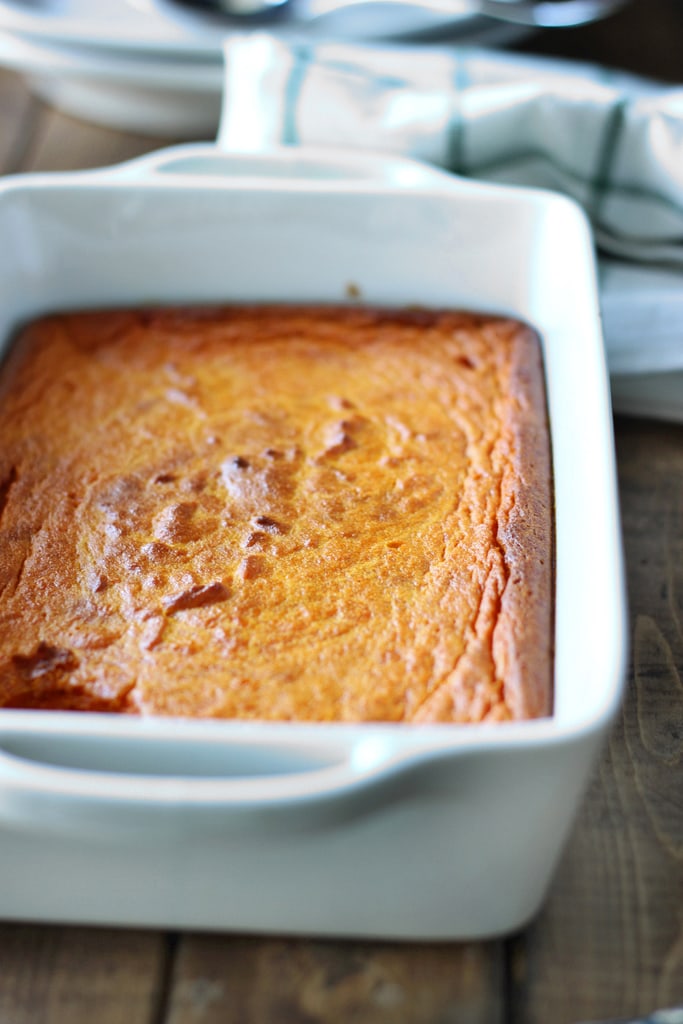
0 305 552 721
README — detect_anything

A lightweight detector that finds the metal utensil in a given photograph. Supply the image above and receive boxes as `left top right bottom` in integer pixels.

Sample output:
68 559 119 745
171 0 626 27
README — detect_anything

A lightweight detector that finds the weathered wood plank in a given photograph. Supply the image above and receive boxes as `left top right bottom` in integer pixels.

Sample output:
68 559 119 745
0 69 41 173
164 934 505 1024
23 110 171 173
0 69 167 177
509 418 683 1024
13 87 171 174
0 925 173 1024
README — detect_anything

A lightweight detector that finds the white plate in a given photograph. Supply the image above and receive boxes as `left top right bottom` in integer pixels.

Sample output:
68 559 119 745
0 0 532 52
0 30 224 135
0 143 627 939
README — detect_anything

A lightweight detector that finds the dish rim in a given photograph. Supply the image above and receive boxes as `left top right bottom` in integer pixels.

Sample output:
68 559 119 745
0 144 628 772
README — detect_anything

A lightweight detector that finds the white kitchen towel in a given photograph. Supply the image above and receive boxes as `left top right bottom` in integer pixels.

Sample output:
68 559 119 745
220 33 683 421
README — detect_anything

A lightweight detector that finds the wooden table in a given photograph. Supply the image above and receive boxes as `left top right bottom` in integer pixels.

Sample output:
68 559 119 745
0 2 681 1021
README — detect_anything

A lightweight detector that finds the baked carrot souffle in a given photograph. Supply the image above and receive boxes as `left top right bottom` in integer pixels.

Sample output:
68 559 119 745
0 305 553 721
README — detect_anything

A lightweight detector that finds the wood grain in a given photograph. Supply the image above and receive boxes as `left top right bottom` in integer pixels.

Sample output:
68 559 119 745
20 100 178 173
0 69 179 176
0 69 41 174
0 925 172 1024
163 935 504 1024
509 418 683 1024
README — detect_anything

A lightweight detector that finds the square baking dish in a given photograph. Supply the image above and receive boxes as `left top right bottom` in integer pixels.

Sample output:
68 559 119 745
0 144 627 940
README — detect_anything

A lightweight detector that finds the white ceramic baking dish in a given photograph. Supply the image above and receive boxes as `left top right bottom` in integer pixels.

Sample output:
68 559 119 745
0 142 627 940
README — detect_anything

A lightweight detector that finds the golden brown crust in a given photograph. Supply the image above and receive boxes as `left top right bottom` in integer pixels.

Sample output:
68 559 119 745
0 305 553 722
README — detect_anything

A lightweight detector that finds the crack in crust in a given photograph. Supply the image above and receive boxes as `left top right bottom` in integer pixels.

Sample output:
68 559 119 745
0 465 17 525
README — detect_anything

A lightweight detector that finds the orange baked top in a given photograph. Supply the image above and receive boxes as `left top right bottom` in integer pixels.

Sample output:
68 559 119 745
0 305 552 722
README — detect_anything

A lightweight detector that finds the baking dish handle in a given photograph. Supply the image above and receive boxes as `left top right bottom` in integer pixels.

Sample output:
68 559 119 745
0 729 455 839
104 140 458 191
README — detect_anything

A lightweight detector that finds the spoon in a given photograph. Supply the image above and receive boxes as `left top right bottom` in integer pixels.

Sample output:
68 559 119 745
171 0 626 28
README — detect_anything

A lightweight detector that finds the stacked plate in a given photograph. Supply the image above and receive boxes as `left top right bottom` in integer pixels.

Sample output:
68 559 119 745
0 0 627 137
